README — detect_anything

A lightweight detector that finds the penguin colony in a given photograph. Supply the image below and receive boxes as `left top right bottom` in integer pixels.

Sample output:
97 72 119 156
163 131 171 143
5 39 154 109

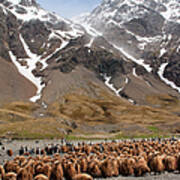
1 138 180 180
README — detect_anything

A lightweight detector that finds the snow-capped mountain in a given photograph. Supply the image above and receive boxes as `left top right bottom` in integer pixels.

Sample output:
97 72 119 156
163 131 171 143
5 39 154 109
1 0 180 138
79 0 180 51
78 0 180 46
0 0 85 103
0 0 180 107
72 0 180 103
85 0 180 25
0 0 38 6
72 12 90 24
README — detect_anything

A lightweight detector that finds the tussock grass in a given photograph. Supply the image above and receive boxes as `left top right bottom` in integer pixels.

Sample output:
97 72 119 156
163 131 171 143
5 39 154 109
0 102 70 139
2 101 39 114
0 108 31 122
48 92 180 126
47 90 180 137
146 94 179 109
0 87 180 139
0 117 71 139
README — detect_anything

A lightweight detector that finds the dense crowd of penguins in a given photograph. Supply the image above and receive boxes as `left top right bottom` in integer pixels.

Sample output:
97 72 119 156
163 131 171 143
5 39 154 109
1 138 180 179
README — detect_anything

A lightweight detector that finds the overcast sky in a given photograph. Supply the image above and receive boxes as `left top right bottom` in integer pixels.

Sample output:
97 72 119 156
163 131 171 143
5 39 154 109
37 0 101 19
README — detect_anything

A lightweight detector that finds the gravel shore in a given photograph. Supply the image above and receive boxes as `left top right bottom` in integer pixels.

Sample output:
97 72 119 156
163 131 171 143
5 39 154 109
0 139 180 180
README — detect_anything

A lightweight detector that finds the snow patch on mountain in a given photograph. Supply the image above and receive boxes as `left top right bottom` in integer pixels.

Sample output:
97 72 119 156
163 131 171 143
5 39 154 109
124 29 165 52
103 73 135 103
0 4 7 14
138 42 146 50
82 23 103 37
159 48 167 57
52 39 69 54
104 74 123 96
128 99 135 104
7 0 21 5
13 36 69 102
125 77 129 84
9 50 45 102
126 29 163 44
48 31 60 40
100 0 180 24
19 35 48 70
19 34 46 102
72 12 90 24
3 0 70 24
52 26 83 41
132 68 138 78
85 0 151 26
42 101 48 109
85 38 94 48
177 45 180 53
107 19 120 27
9 5 54 22
8 34 70 103
160 0 180 23
43 37 69 64
113 44 152 72
135 35 162 44
158 63 180 93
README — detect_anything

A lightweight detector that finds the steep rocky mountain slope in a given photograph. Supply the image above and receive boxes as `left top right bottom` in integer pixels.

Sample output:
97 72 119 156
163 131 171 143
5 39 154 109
73 0 180 103
0 0 180 137
0 0 85 103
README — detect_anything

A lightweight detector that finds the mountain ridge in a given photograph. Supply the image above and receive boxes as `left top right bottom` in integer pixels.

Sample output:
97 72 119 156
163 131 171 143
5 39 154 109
73 0 180 97
0 0 180 104
0 0 180 137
